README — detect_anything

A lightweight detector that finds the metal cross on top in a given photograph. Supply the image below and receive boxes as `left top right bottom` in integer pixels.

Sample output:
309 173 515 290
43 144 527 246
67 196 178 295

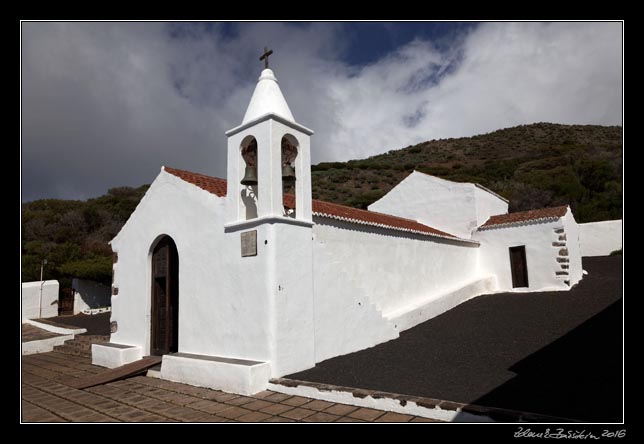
260 47 273 69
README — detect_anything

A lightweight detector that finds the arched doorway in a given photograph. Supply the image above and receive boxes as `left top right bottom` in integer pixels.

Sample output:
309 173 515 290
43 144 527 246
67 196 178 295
150 236 179 356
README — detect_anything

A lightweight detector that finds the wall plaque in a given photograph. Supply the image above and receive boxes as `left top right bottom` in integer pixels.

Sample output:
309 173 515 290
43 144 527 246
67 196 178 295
241 230 257 257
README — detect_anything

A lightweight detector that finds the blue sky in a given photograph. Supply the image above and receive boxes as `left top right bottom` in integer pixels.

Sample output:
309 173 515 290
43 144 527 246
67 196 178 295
21 21 622 201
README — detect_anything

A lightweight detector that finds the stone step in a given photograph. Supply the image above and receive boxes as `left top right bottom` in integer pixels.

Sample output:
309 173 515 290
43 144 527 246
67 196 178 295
54 334 110 358
59 336 109 352
53 344 92 358
74 335 110 343
63 340 93 351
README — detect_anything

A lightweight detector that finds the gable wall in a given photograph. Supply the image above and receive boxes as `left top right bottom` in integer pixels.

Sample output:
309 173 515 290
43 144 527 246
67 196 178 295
474 186 509 227
110 171 273 362
368 172 478 238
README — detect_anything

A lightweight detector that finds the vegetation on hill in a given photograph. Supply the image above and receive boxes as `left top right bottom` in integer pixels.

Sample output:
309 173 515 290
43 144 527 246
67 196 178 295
21 186 149 287
21 123 622 286
312 123 622 221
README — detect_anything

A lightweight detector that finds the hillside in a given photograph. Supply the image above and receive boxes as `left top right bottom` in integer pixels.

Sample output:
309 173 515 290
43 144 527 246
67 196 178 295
21 185 149 287
22 123 622 286
312 122 622 221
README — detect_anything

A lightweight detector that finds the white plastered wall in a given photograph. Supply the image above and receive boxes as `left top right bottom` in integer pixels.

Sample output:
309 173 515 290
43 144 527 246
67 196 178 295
22 281 59 321
224 114 315 377
474 216 578 292
474 186 509 227
312 219 480 362
72 278 111 314
269 222 315 376
368 172 507 239
563 209 583 287
110 170 273 364
579 220 623 256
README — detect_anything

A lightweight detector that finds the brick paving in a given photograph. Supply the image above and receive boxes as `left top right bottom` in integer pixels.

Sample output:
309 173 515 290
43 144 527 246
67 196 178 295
21 351 441 423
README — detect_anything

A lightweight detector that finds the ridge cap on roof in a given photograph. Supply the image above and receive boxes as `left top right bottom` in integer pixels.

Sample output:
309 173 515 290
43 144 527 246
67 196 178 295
311 198 431 225
164 166 225 179
473 183 509 203
163 166 476 242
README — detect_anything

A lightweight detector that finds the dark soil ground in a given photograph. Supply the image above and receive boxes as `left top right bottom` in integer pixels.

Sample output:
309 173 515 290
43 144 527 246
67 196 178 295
288 256 623 422
43 312 111 336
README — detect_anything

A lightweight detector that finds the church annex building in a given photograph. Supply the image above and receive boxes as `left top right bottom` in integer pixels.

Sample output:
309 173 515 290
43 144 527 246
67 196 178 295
92 65 584 395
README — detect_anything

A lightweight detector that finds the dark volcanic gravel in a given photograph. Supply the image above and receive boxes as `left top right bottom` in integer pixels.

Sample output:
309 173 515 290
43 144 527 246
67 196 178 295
288 256 623 422
43 312 111 336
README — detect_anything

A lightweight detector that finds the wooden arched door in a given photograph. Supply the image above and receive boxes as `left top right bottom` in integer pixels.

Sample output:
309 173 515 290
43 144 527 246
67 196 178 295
151 236 179 356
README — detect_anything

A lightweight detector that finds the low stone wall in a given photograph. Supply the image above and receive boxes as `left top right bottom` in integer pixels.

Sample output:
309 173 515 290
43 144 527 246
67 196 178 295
579 220 622 257
22 280 59 321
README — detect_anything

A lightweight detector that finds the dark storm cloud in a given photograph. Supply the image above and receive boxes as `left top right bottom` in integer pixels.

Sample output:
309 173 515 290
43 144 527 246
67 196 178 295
21 22 622 201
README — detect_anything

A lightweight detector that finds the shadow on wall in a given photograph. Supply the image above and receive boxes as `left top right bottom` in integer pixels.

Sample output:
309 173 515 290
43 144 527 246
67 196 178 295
72 278 111 313
453 300 623 422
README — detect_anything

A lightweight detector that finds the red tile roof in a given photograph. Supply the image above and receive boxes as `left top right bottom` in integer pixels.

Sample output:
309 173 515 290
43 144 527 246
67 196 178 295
479 206 569 230
163 166 468 242
164 167 227 197
283 195 458 239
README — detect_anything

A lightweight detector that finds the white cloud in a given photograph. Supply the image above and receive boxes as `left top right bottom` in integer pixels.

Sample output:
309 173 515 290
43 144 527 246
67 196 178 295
21 21 622 201
314 22 622 162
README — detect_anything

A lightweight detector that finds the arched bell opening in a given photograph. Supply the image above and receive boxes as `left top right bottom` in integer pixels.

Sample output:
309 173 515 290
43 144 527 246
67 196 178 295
240 136 258 220
281 134 299 218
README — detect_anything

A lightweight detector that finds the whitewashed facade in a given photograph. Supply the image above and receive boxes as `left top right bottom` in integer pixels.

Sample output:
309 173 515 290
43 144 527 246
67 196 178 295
94 67 587 395
369 171 509 239
474 208 583 292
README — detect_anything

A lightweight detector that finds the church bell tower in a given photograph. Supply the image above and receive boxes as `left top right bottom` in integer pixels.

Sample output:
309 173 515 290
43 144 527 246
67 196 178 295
223 48 315 377
225 48 313 225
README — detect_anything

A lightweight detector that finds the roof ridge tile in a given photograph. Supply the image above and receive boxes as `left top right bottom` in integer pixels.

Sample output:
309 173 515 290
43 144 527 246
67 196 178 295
163 166 477 243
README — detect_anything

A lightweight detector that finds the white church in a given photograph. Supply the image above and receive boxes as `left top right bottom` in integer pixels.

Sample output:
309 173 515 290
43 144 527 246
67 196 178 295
92 61 583 395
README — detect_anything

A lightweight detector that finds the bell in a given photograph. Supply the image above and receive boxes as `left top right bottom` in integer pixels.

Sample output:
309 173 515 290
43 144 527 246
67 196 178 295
241 166 258 186
282 164 296 183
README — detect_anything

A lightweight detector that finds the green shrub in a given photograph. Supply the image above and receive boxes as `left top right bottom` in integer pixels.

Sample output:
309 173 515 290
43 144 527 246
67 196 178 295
59 256 113 285
345 190 387 209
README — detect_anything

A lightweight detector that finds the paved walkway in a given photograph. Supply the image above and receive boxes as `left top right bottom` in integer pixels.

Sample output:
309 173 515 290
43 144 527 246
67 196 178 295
288 256 623 422
21 352 438 423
